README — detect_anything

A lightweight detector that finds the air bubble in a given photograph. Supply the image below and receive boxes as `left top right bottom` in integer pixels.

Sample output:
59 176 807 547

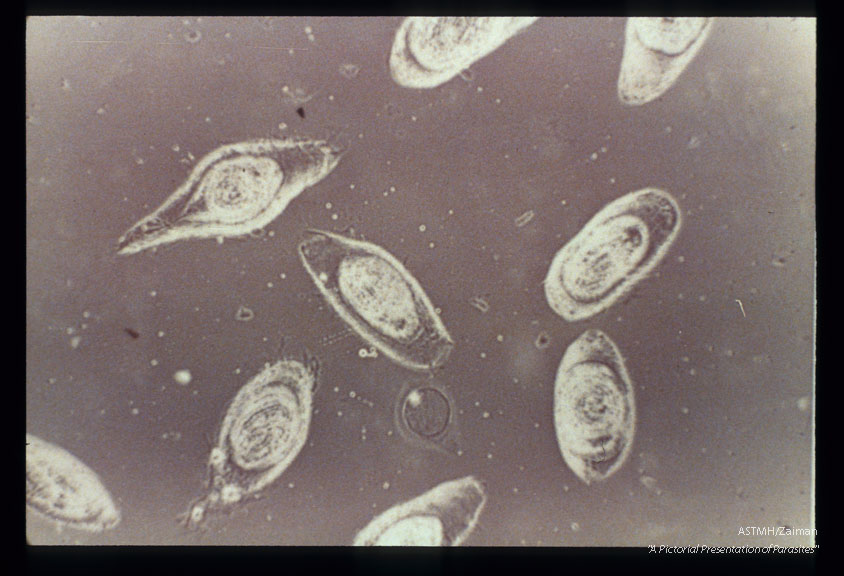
395 379 461 455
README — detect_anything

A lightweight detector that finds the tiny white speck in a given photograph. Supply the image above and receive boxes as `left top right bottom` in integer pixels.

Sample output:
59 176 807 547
150 359 159 367
173 370 192 385
382 482 390 490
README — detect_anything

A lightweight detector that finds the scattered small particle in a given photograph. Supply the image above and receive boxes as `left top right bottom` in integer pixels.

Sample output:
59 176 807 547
339 63 360 79
534 331 551 350
296 107 305 119
515 210 535 228
235 306 255 322
797 396 810 412
469 296 490 313
382 482 390 490
418 224 426 232
69 336 81 349
173 370 192 386
184 29 202 43
150 359 159 367
124 328 140 339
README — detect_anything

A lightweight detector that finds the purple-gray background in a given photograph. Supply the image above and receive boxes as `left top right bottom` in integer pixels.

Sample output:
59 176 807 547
26 17 815 545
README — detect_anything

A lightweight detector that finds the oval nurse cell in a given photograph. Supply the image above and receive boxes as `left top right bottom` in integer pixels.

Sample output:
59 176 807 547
298 229 454 372
180 357 317 530
617 17 714 105
26 434 121 533
353 476 486 546
394 380 461 455
389 17 538 89
554 330 635 485
116 138 344 255
544 187 681 322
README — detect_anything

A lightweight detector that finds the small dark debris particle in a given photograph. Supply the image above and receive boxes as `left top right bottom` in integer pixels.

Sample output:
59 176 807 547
124 328 140 339
296 107 305 119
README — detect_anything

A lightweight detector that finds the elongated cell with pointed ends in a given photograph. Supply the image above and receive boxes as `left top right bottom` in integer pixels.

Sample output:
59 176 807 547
394 380 461 455
26 434 121 532
298 230 454 372
389 17 538 89
554 330 635 485
116 138 344 255
353 476 486 546
544 187 681 322
617 17 714 105
181 358 317 530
